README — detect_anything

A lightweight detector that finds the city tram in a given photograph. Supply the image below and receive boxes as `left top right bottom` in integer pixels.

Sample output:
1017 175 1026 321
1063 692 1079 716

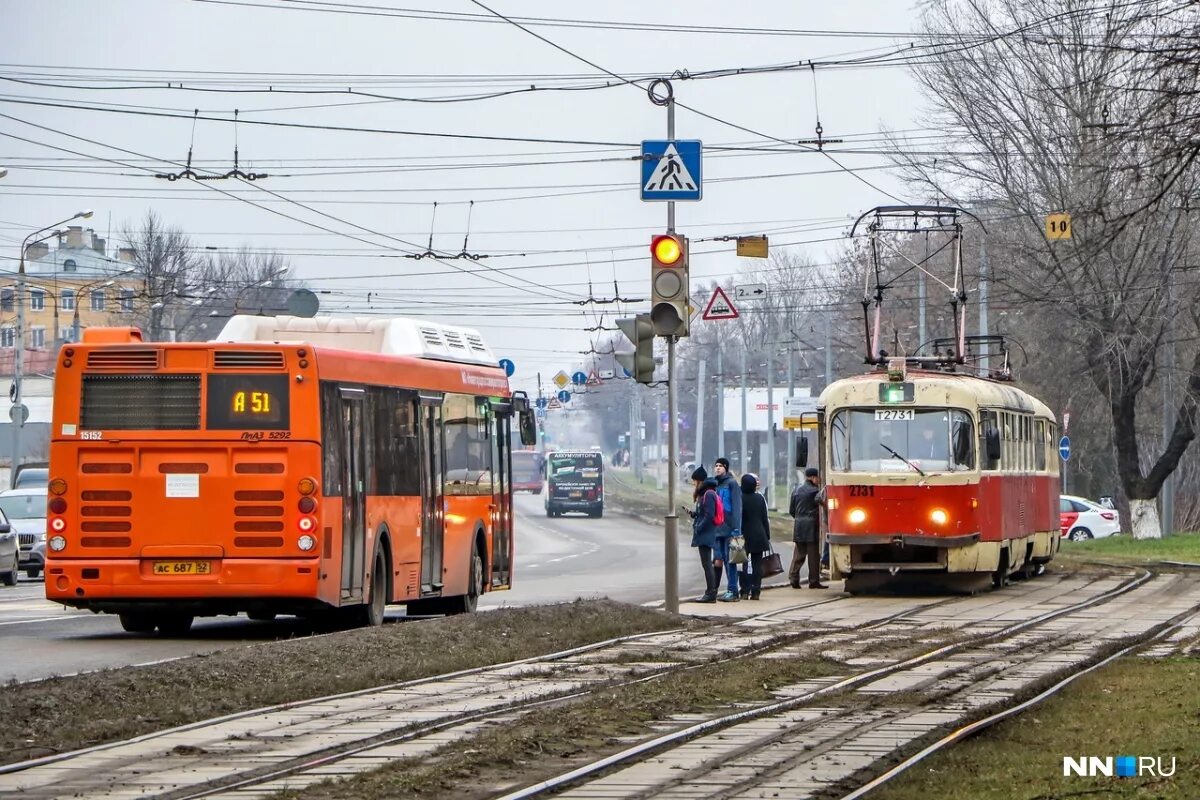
43 315 536 633
807 358 1060 593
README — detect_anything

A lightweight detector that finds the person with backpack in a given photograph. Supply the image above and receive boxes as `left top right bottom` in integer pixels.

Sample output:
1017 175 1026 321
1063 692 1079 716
688 466 721 603
712 457 744 602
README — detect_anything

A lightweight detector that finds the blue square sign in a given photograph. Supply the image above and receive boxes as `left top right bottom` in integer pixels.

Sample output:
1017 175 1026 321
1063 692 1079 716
641 139 702 201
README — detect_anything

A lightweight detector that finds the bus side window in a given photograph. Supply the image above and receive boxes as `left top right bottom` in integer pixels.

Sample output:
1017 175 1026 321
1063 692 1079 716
320 381 344 496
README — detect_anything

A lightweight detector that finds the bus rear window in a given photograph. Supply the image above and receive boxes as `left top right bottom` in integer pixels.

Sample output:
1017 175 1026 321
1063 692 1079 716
81 374 201 430
206 374 290 430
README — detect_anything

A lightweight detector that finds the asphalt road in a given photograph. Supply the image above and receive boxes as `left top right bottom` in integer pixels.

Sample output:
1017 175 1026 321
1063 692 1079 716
0 494 726 684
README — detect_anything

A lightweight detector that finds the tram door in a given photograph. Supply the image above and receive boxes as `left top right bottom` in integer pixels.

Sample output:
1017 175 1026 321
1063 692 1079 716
489 404 513 587
418 396 445 593
339 388 367 601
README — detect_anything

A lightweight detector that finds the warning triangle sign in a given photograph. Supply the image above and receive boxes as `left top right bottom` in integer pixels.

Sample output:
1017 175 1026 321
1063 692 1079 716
586 370 601 386
643 143 698 193
702 286 739 321
547 398 562 409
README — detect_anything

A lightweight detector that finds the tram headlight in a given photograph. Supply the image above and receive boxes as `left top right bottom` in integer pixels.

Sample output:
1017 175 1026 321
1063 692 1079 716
930 508 949 526
848 508 867 525
49 535 67 552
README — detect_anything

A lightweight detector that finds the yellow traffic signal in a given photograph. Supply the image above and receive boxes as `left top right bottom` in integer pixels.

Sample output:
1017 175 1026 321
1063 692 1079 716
649 233 689 337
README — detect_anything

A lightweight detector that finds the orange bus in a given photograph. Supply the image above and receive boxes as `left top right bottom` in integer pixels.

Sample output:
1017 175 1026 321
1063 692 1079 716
44 315 535 633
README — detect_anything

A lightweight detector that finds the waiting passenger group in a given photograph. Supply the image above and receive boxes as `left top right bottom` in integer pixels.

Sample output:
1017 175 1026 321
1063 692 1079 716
689 458 827 603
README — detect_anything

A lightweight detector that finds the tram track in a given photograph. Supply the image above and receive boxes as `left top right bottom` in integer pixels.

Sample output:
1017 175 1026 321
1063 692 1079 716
0 573 1169 800
498 570 1200 800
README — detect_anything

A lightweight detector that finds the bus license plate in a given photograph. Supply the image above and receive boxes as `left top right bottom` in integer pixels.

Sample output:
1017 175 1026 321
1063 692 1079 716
153 561 212 576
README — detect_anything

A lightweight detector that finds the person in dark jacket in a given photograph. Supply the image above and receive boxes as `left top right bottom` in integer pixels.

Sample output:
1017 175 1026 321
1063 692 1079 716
688 467 719 603
788 467 827 589
712 457 744 602
738 473 771 600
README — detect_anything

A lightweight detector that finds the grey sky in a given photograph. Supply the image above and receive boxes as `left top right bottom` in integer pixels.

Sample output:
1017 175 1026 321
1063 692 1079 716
1 0 924 393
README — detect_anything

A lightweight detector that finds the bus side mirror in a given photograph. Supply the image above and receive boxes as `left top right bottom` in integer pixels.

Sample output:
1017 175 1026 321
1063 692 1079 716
796 437 809 468
985 428 1001 462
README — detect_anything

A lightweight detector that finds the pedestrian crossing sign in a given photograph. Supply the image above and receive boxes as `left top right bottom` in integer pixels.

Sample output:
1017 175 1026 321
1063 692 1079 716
641 140 702 201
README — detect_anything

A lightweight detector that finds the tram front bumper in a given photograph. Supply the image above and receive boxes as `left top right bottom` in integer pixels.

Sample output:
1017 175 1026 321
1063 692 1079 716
828 532 983 575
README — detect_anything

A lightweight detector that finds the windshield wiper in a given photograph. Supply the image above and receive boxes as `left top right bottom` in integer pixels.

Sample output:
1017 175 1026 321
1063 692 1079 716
880 442 926 477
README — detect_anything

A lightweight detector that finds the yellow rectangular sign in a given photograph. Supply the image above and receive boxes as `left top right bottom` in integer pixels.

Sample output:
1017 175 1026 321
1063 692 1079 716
782 418 816 430
1045 213 1072 240
736 235 769 258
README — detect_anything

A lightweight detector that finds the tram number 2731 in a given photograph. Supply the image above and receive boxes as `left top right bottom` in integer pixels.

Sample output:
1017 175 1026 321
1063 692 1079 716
848 485 876 497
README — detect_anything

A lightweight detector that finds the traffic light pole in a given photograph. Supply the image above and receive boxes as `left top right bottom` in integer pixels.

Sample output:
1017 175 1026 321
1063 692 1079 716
663 88 679 615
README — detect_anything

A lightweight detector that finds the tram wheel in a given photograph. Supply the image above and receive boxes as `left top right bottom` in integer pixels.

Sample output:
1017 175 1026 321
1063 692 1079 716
991 550 1010 589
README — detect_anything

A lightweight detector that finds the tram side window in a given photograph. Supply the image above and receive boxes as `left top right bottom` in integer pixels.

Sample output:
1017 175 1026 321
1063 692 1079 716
829 411 849 471
443 394 492 495
949 410 975 470
979 410 1001 471
1035 419 1047 471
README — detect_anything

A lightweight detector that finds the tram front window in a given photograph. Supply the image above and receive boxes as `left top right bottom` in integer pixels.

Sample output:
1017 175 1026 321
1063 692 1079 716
830 409 974 473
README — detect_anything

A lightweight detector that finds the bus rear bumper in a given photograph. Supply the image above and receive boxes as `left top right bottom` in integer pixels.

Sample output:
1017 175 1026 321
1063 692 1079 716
45 558 323 613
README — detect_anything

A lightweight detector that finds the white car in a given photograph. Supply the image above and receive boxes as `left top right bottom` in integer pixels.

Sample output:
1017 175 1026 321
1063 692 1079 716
1059 495 1121 541
0 488 47 579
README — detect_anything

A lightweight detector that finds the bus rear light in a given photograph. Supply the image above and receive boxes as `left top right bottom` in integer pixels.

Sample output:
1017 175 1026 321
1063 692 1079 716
297 478 317 496
298 496 317 514
297 534 316 551
49 535 67 552
50 517 66 532
297 516 316 532
49 497 68 514
49 478 68 496
848 508 867 524
929 508 949 526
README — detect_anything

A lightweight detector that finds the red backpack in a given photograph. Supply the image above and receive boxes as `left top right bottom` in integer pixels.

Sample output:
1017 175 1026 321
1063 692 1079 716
705 489 725 526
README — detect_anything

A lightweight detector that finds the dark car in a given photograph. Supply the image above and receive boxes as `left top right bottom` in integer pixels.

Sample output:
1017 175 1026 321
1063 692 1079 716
544 451 604 518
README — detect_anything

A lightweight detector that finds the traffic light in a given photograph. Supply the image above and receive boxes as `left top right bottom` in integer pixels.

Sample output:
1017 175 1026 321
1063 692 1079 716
650 233 689 337
615 314 655 384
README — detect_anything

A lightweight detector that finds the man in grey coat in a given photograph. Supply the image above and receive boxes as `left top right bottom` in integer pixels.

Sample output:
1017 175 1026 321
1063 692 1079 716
788 467 827 589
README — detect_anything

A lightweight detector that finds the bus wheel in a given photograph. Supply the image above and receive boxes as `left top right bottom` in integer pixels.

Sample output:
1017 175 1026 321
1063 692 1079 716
446 549 483 615
247 611 276 622
157 614 194 635
119 612 158 633
351 552 388 628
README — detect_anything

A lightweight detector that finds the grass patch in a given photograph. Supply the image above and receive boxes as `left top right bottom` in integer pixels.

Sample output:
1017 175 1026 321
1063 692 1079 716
1056 531 1200 567
3 600 685 766
868 655 1200 800
272 649 843 799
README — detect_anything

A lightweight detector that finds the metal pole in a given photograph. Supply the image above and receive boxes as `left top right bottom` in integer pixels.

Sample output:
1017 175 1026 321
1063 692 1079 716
825 309 833 390
786 339 796 498
918 269 926 349
740 345 748 474
715 344 724 461
665 339 680 613
656 399 663 489
10 251 26 482
766 319 776 509
662 85 680 613
979 230 989 374
694 357 706 469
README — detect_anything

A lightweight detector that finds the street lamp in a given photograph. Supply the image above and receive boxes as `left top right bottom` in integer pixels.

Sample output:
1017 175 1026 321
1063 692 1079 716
11 210 91 482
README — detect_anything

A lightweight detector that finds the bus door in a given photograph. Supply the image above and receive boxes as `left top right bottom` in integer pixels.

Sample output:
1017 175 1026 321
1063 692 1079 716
418 395 444 593
339 387 367 601
489 403 513 587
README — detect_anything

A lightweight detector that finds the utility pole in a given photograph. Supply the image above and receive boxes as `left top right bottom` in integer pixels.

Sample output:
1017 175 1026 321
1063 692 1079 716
740 345 748 475
917 268 927 349
655 395 664 490
786 338 796 498
825 309 834 390
1162 272 1175 536
765 319 776 509
694 358 706 469
715 345 724 462
11 210 91 483
978 229 990 373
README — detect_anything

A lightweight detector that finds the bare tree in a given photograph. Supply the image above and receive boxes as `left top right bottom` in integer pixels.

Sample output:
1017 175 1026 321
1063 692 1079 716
119 211 201 341
895 0 1200 537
